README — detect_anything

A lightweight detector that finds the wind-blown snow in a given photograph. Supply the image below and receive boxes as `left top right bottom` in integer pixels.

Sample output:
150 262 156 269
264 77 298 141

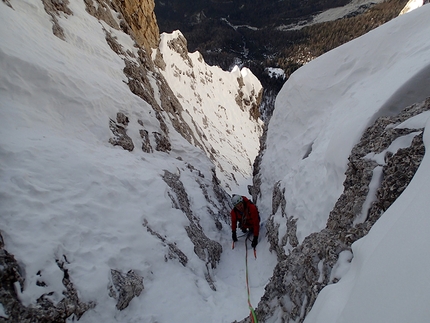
1 0 430 322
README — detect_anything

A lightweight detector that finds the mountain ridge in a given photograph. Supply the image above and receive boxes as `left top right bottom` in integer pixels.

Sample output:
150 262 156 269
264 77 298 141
155 0 412 119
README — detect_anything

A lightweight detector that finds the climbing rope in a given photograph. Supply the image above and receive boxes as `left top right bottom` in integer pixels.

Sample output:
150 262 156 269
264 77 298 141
245 236 258 323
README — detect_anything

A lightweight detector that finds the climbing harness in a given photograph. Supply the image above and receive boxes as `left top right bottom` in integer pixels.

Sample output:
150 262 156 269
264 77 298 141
245 235 258 323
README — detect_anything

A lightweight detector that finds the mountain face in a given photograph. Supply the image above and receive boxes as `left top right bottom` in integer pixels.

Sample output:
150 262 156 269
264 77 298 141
155 31 263 187
0 0 262 321
1 0 430 323
54 0 263 188
251 99 429 323
112 0 159 49
250 4 430 321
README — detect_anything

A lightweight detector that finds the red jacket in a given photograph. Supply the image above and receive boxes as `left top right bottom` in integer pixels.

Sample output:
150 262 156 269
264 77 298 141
231 196 260 237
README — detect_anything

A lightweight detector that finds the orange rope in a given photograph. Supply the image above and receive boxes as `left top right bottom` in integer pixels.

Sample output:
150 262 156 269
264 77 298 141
245 237 258 323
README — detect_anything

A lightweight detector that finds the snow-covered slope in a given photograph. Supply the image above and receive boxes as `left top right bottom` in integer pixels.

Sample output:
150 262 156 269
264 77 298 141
258 4 430 243
0 0 270 322
155 31 263 189
256 4 430 322
2 0 430 322
305 117 430 321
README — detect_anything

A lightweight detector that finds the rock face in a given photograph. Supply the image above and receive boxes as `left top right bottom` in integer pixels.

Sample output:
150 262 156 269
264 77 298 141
162 170 223 291
155 30 264 186
0 233 95 322
101 16 264 187
41 0 73 40
109 112 135 152
40 0 160 49
109 269 144 311
112 0 160 49
245 97 430 323
93 0 264 187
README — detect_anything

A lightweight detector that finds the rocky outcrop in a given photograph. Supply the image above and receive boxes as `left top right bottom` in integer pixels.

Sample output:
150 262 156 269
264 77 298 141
0 233 95 322
167 33 194 68
162 170 223 291
42 0 159 49
41 0 73 40
112 0 159 50
84 0 119 30
246 97 430 323
109 112 135 151
109 269 144 311
143 219 189 266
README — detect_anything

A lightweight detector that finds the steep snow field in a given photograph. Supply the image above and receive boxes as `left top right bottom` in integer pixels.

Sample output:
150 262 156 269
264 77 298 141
259 4 430 244
259 4 430 322
1 0 430 322
0 0 273 322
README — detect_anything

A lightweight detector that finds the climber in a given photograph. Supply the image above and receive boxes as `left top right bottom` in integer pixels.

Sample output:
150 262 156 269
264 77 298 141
231 194 260 249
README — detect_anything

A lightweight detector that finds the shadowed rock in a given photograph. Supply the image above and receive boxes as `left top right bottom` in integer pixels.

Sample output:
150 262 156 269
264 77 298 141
109 269 144 311
162 170 223 290
246 97 430 323
0 232 95 322
109 112 135 151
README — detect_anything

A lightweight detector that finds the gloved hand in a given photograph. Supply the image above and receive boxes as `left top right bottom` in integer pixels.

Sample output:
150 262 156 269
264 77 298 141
232 231 238 242
251 235 258 248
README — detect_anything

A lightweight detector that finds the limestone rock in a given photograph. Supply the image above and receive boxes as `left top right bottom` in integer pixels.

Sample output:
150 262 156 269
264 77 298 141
139 127 154 153
0 232 94 322
112 0 160 50
109 269 144 311
162 170 223 290
41 0 73 40
109 112 135 151
143 219 188 266
84 0 119 30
